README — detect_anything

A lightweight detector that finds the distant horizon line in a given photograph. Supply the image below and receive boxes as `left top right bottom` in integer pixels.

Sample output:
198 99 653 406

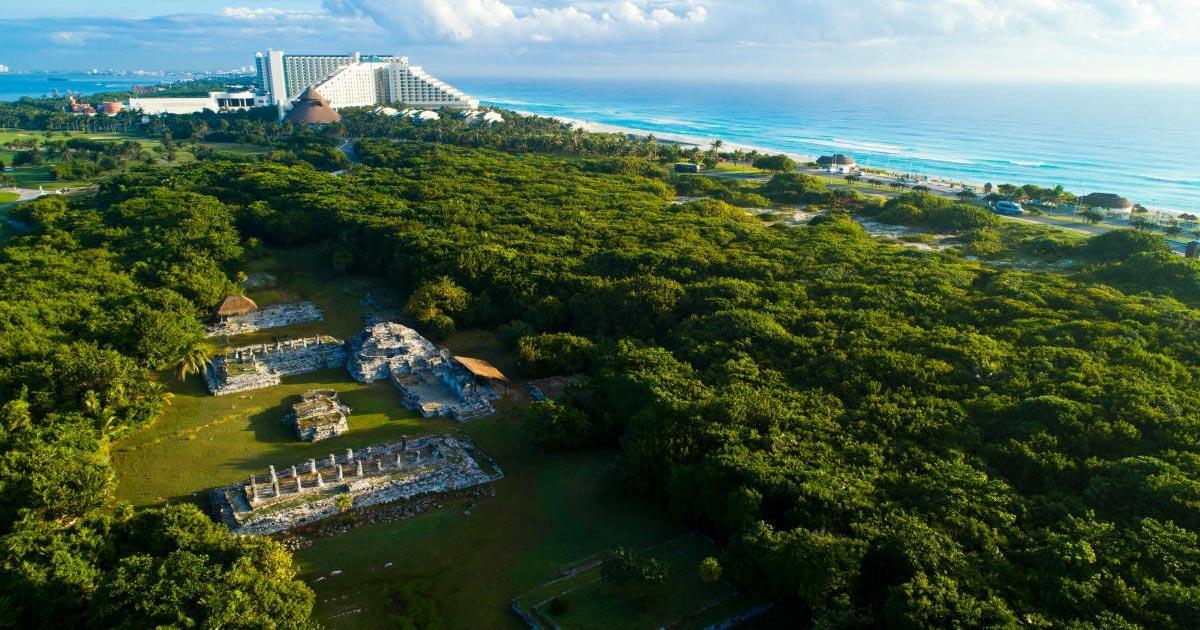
3 69 1200 88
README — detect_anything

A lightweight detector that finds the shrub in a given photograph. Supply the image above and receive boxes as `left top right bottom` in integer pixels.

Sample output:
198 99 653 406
1080 228 1170 263
548 596 570 616
517 333 597 377
759 172 832 205
522 400 595 451
752 154 798 173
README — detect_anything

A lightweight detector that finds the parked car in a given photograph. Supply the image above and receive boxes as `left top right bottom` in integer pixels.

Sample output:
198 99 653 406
994 200 1024 215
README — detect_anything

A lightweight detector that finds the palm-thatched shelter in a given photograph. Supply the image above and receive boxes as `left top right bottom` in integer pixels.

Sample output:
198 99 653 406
454 356 508 383
1080 192 1133 210
216 295 258 319
284 87 341 125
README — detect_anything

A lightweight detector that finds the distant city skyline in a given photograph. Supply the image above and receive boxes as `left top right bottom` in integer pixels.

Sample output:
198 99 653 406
0 1 1197 83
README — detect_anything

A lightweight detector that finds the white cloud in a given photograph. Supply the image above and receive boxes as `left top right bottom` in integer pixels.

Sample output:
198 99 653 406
221 6 317 21
324 0 709 43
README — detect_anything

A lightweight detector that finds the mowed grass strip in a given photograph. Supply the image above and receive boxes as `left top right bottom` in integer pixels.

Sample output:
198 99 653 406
111 368 455 507
296 415 688 629
517 532 754 630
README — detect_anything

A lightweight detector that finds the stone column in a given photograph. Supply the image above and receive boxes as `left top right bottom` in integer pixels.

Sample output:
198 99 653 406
356 459 364 477
395 453 403 467
401 435 408 451
316 471 324 487
290 465 298 478
345 448 354 463
269 465 277 484
375 459 383 472
272 480 280 496
296 475 303 491
329 453 337 468
336 464 344 481
308 458 317 473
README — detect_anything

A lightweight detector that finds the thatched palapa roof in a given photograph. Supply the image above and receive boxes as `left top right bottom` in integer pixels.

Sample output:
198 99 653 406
454 356 508 382
817 154 856 167
1081 192 1133 209
284 87 341 125
216 295 258 317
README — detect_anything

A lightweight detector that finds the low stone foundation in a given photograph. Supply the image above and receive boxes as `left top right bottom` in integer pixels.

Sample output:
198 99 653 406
207 301 324 338
209 434 502 536
205 335 346 396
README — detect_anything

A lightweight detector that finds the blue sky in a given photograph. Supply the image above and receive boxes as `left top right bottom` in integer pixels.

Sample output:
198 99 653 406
1 1 1197 82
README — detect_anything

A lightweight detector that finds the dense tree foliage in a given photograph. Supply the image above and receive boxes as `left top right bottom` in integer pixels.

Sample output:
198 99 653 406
83 138 1200 626
3 107 1200 626
0 173 310 624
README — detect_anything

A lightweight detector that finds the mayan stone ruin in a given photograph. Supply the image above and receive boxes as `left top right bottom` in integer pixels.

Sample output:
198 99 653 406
205 335 347 395
346 322 504 421
207 301 325 338
285 389 350 441
209 434 503 536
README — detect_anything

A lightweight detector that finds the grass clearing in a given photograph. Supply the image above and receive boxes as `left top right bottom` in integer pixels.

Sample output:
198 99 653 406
200 141 272 156
0 191 18 204
514 532 759 629
112 368 455 507
114 245 700 628
296 413 688 628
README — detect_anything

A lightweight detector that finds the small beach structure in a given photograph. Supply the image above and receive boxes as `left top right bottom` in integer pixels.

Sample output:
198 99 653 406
1080 192 1133 211
817 154 857 174
285 389 350 442
284 87 341 125
216 295 258 319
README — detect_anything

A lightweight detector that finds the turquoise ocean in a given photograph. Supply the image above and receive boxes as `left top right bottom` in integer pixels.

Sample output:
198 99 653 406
2 73 1197 211
455 78 1200 213
0 72 175 102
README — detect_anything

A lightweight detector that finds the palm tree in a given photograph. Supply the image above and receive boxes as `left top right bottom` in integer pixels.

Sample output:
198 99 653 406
176 344 212 382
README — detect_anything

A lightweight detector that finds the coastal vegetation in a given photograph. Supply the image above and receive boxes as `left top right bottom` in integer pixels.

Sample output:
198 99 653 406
2 104 1200 627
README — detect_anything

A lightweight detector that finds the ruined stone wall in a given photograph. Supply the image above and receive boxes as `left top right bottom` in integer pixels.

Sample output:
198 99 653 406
209 435 502 536
206 336 346 396
346 322 438 383
206 301 324 338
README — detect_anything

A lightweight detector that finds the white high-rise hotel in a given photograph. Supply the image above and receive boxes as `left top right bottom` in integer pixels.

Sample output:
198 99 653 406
255 50 478 115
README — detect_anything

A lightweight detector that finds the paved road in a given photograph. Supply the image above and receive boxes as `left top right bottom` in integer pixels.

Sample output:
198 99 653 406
337 138 359 164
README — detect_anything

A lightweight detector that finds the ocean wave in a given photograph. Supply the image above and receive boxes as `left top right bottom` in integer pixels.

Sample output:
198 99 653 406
1139 173 1200 186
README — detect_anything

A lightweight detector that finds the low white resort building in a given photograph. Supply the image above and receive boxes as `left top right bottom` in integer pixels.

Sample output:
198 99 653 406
128 90 264 115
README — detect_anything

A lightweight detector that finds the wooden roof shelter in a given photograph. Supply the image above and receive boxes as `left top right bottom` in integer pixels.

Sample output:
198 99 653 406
454 356 509 382
1080 192 1133 209
216 295 259 318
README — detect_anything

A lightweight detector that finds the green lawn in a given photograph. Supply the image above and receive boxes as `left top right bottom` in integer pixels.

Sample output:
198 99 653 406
113 245 698 628
707 162 763 174
112 369 456 507
515 532 757 629
0 191 18 204
200 141 273 156
296 413 688 628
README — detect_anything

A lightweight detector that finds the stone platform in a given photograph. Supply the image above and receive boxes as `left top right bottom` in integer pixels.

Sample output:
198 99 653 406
205 335 346 396
207 301 324 338
209 434 502 536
